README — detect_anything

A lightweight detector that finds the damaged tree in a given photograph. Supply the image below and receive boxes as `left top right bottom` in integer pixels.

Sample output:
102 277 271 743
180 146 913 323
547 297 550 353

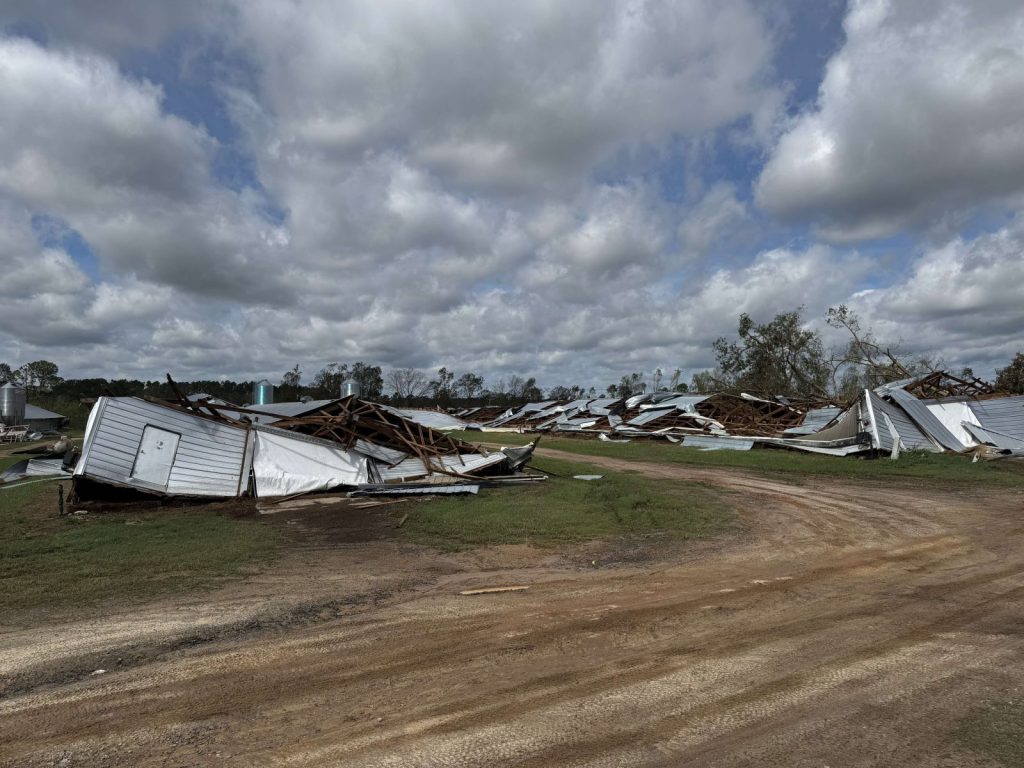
826 305 938 399
703 309 831 399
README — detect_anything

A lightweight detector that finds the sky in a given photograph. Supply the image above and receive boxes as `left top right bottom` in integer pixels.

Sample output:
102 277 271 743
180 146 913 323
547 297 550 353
1 0 1022 391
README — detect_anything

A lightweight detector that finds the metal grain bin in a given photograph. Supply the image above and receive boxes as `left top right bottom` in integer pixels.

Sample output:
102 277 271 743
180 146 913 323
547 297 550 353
252 379 274 405
343 379 362 398
0 382 26 426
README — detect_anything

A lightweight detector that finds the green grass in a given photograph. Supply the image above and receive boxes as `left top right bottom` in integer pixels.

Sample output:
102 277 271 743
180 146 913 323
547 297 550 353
400 456 734 551
0 457 280 612
955 701 1024 767
454 431 1024 486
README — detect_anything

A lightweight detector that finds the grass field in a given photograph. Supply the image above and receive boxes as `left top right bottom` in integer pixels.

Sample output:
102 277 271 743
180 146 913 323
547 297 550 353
0 456 280 613
452 431 1024 486
401 456 734 551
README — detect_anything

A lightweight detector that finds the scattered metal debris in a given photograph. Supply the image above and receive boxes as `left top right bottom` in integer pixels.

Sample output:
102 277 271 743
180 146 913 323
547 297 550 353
465 371 1024 460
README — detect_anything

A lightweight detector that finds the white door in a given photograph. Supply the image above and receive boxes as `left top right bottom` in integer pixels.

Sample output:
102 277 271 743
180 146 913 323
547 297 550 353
131 426 180 488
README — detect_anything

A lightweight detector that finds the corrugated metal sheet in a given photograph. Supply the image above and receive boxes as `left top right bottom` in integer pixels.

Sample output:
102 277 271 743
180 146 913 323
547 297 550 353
873 378 918 396
381 406 467 430
525 407 563 422
681 435 754 451
886 388 967 451
587 398 621 416
75 397 250 496
0 457 69 483
556 399 592 412
866 392 940 452
625 393 654 409
783 407 842 436
739 392 786 405
353 439 408 464
214 399 338 424
351 484 479 496
968 396 1024 439
553 417 600 432
963 423 1024 450
374 452 506 482
486 401 558 426
774 442 870 456
625 406 675 426
640 395 708 413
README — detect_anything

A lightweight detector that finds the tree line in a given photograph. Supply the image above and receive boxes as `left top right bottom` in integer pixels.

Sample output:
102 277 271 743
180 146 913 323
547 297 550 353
3 305 1023 431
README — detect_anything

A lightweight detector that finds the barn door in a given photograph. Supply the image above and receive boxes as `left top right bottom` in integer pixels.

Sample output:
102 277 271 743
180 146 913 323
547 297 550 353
131 426 180 488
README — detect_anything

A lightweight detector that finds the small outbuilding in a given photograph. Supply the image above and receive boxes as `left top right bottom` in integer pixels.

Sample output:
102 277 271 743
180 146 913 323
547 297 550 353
24 404 68 433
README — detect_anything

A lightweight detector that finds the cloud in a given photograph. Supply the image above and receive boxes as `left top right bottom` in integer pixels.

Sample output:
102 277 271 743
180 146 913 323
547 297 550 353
520 184 668 303
0 36 292 303
845 217 1024 368
756 0 1024 240
0 0 217 53
0 202 172 348
0 37 212 209
232 0 780 197
2 1 1021 390
678 182 752 260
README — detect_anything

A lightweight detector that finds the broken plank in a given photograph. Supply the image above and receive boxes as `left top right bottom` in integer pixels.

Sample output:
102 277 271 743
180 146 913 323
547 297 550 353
459 585 530 596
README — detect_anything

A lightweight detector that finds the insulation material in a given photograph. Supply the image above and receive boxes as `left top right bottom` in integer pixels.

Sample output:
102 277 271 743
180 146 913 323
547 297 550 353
252 429 369 497
925 401 982 448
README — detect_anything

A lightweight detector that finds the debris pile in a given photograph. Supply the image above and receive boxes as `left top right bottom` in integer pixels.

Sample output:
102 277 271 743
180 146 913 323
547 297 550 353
22 369 1024 506
454 405 513 424
474 372 1024 459
481 392 817 442
71 378 536 500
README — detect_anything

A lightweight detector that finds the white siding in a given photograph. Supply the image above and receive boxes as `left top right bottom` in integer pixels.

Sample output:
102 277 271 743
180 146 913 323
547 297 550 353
76 397 250 496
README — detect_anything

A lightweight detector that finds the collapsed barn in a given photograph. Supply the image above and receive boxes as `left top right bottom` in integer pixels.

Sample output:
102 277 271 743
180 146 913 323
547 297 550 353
10 371 1021 501
71 388 535 500
461 372 1024 458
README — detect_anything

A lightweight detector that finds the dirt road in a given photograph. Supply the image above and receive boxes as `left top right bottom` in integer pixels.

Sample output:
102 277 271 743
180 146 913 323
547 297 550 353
3 451 1024 767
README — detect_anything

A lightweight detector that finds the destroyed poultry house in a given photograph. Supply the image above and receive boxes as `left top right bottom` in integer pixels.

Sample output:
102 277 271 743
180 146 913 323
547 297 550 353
70 389 535 500
15 371 1022 502
463 372 1024 459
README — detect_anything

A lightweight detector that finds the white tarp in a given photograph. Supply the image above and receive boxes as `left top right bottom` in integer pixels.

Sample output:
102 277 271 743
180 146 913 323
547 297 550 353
252 429 369 497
